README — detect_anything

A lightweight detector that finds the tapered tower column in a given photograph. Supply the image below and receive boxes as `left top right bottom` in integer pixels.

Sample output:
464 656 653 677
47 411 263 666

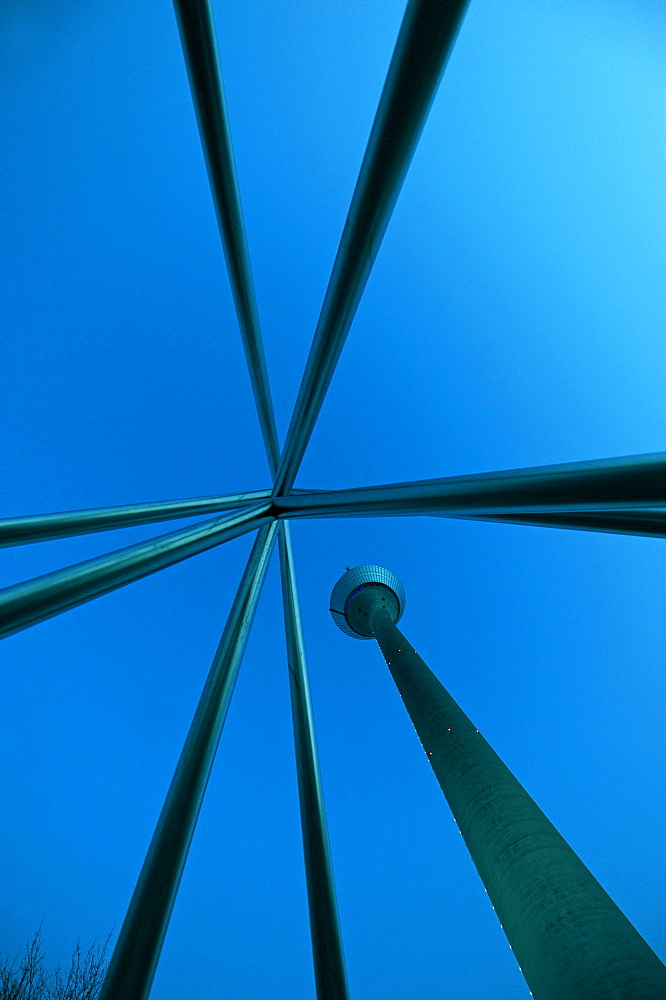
330 566 666 1000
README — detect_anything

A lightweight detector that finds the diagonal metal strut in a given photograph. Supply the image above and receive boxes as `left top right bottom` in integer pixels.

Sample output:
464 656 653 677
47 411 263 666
0 490 272 548
449 509 666 539
272 453 666 540
174 0 280 474
0 502 272 640
278 522 349 1000
273 0 470 496
99 521 278 1000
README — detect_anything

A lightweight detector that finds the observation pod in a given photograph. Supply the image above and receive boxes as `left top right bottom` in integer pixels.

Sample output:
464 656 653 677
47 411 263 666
330 564 405 638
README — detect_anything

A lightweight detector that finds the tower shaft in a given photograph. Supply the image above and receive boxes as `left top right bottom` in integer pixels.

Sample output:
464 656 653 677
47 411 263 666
370 608 666 1000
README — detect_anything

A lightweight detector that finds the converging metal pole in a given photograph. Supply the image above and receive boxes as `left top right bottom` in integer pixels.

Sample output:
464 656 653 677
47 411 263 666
274 452 666 539
278 523 349 1000
99 521 278 1000
274 452 666 522
173 0 280 475
330 566 666 1000
0 502 273 640
273 0 469 495
0 489 271 548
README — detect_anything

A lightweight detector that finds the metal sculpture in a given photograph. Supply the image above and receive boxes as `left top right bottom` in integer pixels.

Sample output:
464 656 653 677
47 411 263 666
3 1 663 997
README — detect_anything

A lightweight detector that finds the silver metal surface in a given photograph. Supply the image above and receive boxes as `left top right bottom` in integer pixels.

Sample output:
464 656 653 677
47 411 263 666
447 509 666 538
272 0 469 496
99 521 278 1000
274 453 666 536
0 502 273 640
6 1 664 994
173 0 280 474
0 490 271 548
278 523 349 1000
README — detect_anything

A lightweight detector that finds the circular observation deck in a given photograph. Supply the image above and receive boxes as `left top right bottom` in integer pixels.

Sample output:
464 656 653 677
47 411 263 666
330 565 405 639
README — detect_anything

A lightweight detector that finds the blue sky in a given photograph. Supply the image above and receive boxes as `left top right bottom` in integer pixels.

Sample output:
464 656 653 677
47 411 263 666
2 1 666 997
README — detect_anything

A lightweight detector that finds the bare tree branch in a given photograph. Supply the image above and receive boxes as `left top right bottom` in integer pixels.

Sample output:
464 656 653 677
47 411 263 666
0 929 109 1000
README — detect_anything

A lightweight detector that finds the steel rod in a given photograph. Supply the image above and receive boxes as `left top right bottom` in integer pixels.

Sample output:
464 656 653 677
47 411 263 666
173 0 280 473
273 0 469 496
278 522 349 1000
99 521 278 1000
449 509 666 539
0 490 271 548
273 453 666 526
0 502 273 640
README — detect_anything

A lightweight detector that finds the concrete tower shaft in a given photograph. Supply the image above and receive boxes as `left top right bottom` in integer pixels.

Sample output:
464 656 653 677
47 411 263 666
332 567 666 1000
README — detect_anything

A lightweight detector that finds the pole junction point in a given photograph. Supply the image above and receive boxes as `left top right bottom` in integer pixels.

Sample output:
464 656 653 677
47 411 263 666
330 565 405 639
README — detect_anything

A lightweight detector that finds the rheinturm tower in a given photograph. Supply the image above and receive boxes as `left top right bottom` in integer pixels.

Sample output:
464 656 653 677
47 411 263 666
330 565 666 1000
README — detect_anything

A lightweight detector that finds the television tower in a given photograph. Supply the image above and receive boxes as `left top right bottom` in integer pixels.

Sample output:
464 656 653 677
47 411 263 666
330 565 666 1000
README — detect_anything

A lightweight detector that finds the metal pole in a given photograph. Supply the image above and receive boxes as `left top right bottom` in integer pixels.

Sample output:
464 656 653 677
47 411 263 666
448 508 666 539
0 502 272 640
370 609 666 1000
273 452 666 521
0 490 271 548
99 521 278 1000
278 523 349 1000
273 0 469 496
173 0 280 474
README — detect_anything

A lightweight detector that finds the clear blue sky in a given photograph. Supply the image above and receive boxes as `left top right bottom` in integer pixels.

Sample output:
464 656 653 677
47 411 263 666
2 2 666 997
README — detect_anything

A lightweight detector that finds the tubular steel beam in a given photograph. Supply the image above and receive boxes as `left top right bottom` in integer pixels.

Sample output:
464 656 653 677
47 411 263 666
99 521 278 1000
0 502 273 640
278 523 349 1000
0 490 271 548
273 454 666 534
451 509 666 539
272 0 469 496
173 0 280 473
